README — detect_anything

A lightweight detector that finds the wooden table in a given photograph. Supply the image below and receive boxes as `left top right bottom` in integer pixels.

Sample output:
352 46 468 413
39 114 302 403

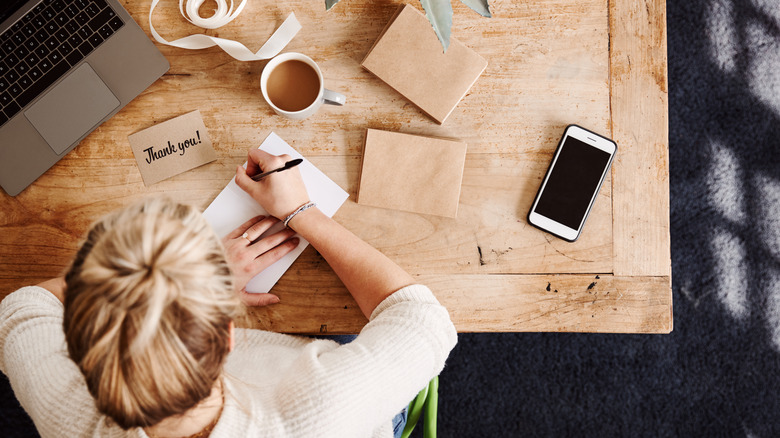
0 0 671 334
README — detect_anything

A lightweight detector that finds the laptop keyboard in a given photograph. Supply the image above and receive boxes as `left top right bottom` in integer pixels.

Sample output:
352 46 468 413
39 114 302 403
0 0 124 128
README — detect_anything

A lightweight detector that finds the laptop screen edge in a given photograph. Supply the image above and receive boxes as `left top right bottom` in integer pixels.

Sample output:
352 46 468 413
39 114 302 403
1 0 36 31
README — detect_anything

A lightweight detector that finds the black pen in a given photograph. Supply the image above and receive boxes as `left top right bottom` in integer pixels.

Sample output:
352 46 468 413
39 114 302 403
250 158 303 181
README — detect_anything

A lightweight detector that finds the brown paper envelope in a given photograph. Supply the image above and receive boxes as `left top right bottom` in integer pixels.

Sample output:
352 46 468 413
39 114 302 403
128 110 217 186
361 4 488 124
357 129 467 218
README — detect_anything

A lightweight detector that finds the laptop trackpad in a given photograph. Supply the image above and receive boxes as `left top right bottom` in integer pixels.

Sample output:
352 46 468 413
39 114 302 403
25 63 120 155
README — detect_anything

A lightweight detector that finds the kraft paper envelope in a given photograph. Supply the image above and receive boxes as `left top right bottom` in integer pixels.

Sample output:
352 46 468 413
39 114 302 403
361 4 488 124
128 110 217 186
202 132 349 293
357 129 467 218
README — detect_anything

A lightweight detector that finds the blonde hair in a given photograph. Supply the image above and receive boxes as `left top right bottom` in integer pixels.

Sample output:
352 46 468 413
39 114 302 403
63 197 240 429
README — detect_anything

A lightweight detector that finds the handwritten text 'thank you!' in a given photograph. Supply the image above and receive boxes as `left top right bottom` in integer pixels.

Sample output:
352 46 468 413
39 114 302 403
144 131 203 164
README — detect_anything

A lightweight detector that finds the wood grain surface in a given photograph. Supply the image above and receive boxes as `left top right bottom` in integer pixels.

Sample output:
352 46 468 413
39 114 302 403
609 0 672 278
0 0 671 333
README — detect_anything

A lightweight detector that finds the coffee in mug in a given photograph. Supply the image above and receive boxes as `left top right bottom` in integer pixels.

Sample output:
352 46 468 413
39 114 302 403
265 60 320 112
261 52 346 120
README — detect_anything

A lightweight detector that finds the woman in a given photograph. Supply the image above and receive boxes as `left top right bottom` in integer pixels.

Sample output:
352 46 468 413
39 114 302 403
0 149 457 437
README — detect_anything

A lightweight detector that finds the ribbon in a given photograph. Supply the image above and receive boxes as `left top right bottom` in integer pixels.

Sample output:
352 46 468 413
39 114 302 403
149 0 301 62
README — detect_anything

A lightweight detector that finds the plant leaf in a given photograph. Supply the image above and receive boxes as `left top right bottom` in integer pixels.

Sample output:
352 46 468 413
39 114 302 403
325 0 340 11
419 0 453 52
460 0 491 17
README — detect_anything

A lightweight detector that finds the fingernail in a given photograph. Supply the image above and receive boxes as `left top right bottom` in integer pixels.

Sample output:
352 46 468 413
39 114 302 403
272 296 281 304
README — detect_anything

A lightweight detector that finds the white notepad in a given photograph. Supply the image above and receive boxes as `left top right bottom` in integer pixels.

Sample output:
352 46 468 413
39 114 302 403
203 132 349 293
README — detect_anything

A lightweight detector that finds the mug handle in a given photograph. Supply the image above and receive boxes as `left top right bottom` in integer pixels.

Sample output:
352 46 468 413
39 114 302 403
323 89 346 106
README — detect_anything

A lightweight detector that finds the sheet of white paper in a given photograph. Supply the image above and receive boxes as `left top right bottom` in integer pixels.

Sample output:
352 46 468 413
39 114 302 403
203 132 349 293
149 0 301 62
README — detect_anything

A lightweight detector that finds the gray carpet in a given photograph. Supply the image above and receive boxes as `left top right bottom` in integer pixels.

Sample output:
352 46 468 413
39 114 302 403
2 0 780 436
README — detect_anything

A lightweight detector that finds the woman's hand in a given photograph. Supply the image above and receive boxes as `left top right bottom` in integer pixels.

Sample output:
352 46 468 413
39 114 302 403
222 215 299 306
234 149 311 220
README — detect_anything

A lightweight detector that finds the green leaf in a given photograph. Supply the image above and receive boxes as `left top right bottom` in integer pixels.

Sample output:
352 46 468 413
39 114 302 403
325 0 340 11
401 384 430 438
460 0 491 17
419 0 453 52
423 377 439 438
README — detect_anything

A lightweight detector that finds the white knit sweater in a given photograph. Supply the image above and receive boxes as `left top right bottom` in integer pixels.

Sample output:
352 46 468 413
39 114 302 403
0 284 457 438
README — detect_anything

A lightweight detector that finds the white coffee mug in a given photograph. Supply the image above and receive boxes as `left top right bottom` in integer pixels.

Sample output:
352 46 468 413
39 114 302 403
260 52 346 120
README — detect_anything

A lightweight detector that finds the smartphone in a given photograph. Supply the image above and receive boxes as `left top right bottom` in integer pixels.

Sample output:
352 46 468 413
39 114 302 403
528 125 617 242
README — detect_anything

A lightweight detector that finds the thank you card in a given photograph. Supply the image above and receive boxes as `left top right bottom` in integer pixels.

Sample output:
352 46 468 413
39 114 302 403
128 110 217 186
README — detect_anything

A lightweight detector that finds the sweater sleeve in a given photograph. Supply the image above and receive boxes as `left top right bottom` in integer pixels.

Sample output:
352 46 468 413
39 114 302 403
0 286 102 438
273 284 457 437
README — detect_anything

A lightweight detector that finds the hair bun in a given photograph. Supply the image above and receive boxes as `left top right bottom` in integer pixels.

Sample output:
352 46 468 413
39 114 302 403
63 197 240 429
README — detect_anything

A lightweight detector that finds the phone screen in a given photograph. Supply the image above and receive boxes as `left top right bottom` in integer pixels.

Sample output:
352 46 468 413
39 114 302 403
534 136 612 230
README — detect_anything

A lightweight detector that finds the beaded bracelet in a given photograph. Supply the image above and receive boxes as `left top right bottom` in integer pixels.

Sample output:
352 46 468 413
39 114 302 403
283 202 317 228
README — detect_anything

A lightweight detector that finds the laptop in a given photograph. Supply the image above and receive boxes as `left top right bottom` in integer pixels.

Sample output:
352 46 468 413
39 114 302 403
0 0 169 196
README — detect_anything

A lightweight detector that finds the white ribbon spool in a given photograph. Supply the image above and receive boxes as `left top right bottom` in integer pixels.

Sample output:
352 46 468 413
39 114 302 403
180 0 247 29
149 0 301 62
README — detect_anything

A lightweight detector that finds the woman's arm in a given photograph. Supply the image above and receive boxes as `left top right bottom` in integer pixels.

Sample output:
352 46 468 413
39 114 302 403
271 284 457 437
0 287 102 437
286 207 414 318
234 150 414 318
